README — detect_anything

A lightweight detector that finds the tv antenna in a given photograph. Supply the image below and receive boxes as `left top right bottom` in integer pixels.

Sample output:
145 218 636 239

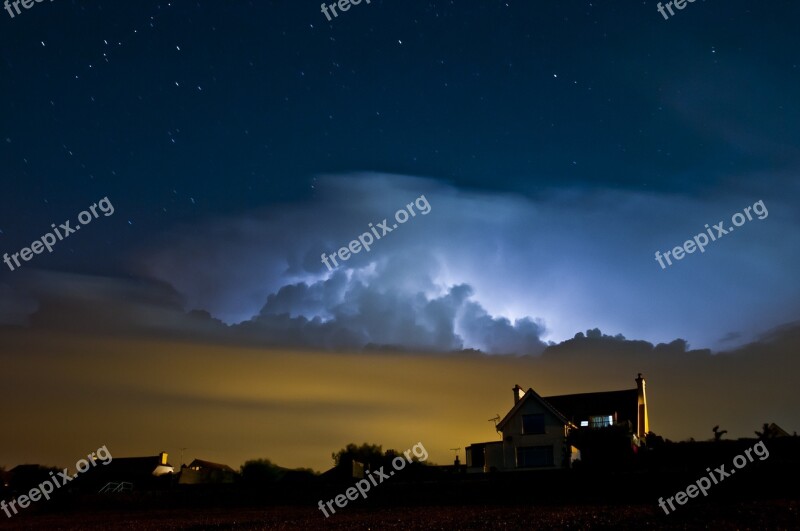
488 414 501 432
449 448 461 460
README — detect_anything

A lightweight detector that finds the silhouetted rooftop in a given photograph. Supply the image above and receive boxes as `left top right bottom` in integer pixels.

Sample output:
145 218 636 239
544 389 638 426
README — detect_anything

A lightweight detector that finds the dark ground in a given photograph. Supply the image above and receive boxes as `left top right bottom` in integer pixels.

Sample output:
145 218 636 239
0 499 798 530
2 439 798 529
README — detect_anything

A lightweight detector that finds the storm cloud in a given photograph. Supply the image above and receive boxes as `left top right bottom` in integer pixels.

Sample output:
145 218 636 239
135 173 799 352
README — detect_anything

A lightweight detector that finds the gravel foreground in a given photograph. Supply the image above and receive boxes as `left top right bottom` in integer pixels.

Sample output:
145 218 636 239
0 500 797 530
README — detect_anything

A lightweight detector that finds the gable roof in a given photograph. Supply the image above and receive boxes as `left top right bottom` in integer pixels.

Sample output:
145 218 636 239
496 387 572 431
543 389 638 425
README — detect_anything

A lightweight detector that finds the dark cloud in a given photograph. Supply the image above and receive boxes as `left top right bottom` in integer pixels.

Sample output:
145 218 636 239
544 328 704 360
0 282 38 326
9 266 792 362
0 271 227 341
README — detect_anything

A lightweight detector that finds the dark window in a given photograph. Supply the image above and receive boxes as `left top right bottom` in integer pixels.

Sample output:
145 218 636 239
468 446 485 468
522 414 546 434
517 446 554 468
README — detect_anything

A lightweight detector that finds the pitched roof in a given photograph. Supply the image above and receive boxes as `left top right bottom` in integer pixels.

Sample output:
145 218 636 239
766 422 791 438
543 388 638 425
496 387 572 431
187 459 235 472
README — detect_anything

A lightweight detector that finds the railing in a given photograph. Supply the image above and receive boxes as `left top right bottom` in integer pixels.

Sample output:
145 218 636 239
98 481 133 493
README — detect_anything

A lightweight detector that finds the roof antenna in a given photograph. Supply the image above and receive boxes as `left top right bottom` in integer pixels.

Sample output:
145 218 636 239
488 414 501 433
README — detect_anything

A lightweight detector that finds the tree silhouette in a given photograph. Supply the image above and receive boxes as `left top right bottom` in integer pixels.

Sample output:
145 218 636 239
332 442 385 471
8 465 60 492
240 458 283 486
755 422 777 440
644 431 665 449
712 425 727 442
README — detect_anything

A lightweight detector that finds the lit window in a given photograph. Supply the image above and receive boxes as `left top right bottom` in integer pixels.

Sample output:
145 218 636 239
589 415 613 428
580 420 589 427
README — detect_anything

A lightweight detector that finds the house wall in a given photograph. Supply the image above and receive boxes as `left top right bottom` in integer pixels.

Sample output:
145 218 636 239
465 442 504 472
465 445 477 468
501 398 568 470
486 441 505 471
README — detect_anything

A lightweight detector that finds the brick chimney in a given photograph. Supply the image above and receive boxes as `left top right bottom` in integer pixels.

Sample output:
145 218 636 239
635 373 649 438
512 384 525 405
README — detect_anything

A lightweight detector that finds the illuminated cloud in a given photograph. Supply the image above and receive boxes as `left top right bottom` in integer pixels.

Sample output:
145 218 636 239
137 173 799 352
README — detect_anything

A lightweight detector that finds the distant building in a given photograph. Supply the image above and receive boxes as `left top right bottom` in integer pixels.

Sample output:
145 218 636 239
6 465 57 492
178 459 236 485
466 374 649 471
89 451 174 492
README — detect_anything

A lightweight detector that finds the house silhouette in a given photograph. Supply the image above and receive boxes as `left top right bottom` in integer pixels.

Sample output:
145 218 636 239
466 374 649 471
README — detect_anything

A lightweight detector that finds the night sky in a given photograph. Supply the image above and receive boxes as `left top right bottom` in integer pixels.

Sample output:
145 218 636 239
1 1 799 470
